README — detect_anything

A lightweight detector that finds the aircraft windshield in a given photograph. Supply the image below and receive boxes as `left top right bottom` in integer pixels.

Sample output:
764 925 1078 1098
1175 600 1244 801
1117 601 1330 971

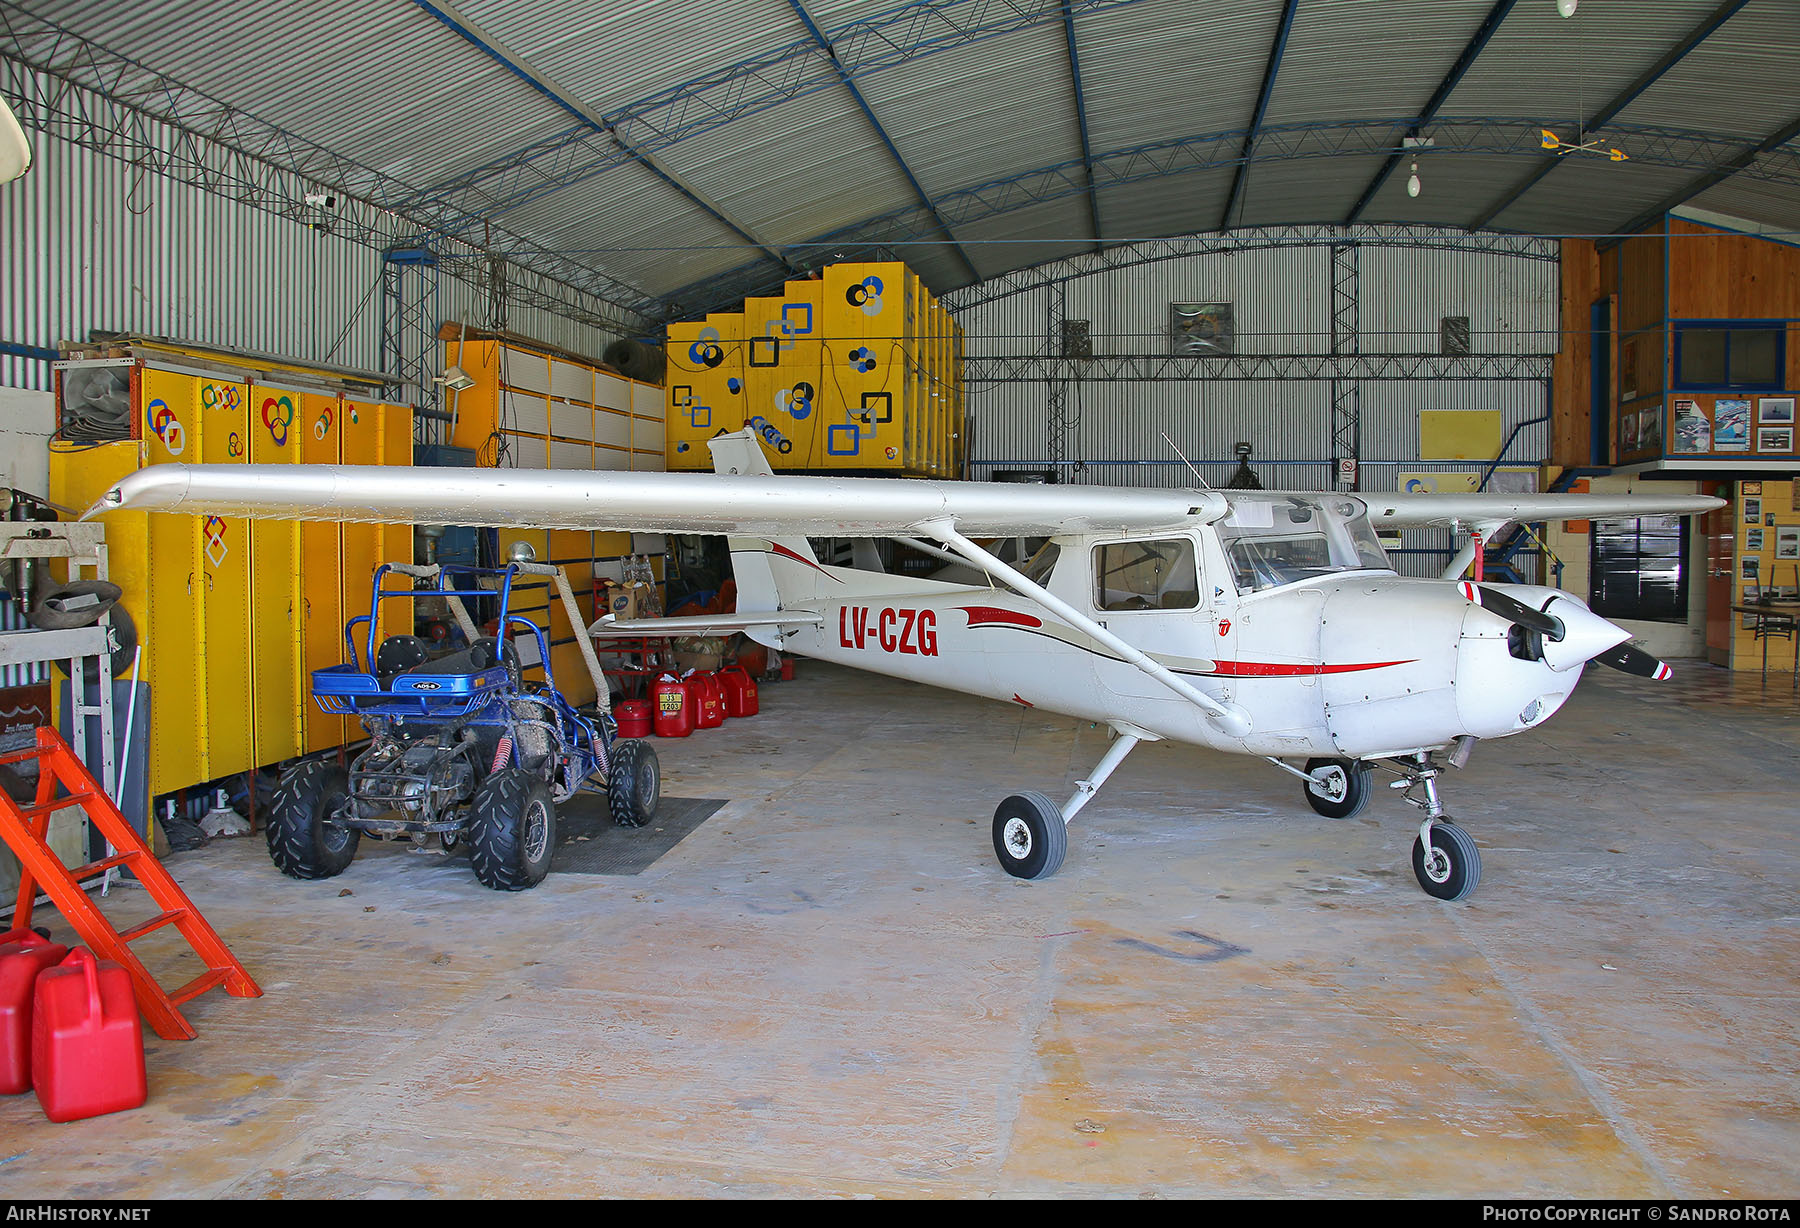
1216 494 1391 593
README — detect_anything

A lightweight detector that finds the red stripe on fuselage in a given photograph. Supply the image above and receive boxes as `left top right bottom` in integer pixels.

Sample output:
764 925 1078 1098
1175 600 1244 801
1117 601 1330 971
1204 658 1416 677
768 542 841 581
957 605 1043 629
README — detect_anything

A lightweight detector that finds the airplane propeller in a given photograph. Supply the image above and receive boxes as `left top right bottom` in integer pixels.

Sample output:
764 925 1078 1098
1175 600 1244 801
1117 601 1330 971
1588 641 1674 680
1457 581 1562 640
1457 580 1673 680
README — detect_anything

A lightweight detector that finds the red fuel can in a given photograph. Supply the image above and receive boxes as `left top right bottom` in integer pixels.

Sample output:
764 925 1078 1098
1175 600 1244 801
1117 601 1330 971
651 674 695 738
613 699 653 738
692 671 725 729
31 948 147 1123
719 666 759 718
0 930 68 1095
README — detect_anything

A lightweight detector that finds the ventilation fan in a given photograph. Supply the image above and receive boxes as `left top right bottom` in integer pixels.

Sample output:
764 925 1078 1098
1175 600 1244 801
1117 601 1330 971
58 366 134 442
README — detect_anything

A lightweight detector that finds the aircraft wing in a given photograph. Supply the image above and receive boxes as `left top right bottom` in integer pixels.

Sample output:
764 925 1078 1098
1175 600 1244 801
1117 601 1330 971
1366 491 1722 531
91 463 1228 538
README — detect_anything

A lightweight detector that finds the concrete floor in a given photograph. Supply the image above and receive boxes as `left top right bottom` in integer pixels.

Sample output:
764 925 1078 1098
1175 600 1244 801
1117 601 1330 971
0 659 1796 1198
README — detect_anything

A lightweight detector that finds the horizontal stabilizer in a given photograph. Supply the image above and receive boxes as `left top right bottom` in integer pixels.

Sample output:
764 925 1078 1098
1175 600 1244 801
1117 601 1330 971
588 611 825 637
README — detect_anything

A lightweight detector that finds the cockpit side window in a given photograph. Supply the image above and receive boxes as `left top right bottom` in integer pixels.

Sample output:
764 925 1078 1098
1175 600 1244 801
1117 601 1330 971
1092 538 1201 611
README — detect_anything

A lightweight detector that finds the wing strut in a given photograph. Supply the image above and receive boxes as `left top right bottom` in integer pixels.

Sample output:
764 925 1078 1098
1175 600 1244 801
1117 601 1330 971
918 520 1252 737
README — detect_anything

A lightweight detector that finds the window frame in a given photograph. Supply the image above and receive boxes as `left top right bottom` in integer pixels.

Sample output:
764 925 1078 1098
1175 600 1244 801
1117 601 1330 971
1670 319 1786 393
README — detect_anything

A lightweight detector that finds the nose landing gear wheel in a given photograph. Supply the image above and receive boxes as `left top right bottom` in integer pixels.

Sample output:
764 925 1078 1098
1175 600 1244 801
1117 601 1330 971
992 791 1067 880
1412 821 1482 901
1302 757 1371 819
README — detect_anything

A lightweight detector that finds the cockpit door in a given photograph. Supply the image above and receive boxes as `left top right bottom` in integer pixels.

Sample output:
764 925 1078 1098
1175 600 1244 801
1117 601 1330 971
1088 533 1213 699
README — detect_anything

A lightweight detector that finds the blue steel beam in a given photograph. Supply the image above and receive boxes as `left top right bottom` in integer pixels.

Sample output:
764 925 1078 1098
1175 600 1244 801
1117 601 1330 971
648 113 1796 317
393 0 1154 246
1219 0 1300 230
409 0 793 273
782 0 980 283
1605 112 1800 246
1062 5 1103 252
1467 0 1753 229
1343 0 1517 224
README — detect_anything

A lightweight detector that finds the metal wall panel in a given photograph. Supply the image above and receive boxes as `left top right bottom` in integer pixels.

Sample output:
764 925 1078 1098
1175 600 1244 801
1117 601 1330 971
956 229 1557 536
2 124 625 395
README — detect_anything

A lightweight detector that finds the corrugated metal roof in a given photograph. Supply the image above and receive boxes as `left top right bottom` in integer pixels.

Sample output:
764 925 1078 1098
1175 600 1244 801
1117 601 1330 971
3 0 1796 321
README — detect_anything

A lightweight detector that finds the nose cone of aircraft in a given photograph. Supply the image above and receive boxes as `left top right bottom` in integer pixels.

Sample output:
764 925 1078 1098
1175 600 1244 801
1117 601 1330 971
1538 594 1632 673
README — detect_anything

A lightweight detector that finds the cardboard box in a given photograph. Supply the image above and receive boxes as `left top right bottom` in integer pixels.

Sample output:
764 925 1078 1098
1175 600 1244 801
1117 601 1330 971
605 582 658 621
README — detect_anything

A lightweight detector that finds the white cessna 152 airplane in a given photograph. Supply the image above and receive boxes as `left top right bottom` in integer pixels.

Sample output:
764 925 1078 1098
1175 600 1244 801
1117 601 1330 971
92 429 1720 902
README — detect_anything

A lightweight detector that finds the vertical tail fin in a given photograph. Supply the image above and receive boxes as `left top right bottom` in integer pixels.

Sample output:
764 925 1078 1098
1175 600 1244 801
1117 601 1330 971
708 430 827 633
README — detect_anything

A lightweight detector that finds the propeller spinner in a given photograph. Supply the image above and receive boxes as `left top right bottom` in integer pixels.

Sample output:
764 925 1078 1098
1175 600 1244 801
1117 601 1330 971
1458 581 1672 680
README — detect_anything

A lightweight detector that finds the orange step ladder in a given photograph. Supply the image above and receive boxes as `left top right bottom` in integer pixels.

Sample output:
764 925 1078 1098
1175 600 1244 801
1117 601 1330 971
0 726 260 1040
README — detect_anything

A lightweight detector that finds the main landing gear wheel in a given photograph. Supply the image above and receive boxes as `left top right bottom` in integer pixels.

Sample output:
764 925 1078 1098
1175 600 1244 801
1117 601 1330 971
606 738 661 828
992 791 1067 881
267 759 360 880
1412 821 1482 901
1302 757 1372 819
469 769 556 891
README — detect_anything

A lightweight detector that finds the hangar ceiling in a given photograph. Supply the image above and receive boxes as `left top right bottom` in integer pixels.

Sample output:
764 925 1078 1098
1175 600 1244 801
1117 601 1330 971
3 0 1797 330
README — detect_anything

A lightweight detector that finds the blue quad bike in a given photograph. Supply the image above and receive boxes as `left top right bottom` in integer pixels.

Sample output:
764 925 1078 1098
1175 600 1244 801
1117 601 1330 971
267 562 661 890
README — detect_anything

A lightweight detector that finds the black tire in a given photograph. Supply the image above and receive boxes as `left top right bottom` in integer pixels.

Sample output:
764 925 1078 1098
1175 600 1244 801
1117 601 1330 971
992 791 1067 881
607 738 661 829
1411 821 1483 901
266 760 360 880
468 769 556 891
1303 757 1372 819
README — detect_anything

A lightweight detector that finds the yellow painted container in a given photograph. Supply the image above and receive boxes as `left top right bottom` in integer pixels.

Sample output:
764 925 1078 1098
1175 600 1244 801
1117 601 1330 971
665 314 745 469
299 390 346 755
195 376 255 782
136 366 206 794
663 260 961 477
247 382 304 770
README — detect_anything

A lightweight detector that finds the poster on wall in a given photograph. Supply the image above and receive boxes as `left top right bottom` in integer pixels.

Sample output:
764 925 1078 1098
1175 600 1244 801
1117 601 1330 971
1778 527 1800 561
1757 427 1793 453
1747 527 1765 551
1715 399 1751 450
1638 406 1662 454
1744 496 1763 522
1758 397 1795 425
1672 399 1711 453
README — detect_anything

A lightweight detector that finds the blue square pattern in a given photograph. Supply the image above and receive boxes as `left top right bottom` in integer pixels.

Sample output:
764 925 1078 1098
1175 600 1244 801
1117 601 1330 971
686 403 712 429
782 303 814 336
827 423 861 455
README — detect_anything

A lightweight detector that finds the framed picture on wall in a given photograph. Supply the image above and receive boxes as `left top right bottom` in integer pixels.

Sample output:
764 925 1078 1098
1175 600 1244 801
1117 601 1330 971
1757 427 1793 453
1672 399 1710 453
1715 399 1751 450
1778 527 1800 561
1758 397 1796 425
1747 527 1764 551
1744 496 1763 522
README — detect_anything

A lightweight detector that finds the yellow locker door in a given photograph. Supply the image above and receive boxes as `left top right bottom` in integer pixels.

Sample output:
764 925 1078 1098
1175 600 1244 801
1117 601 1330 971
140 367 205 796
339 397 386 666
299 391 346 754
545 529 596 706
378 403 414 643
195 376 254 781
248 384 304 768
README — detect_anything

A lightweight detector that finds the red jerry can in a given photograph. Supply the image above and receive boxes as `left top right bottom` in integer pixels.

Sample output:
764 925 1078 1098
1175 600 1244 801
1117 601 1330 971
0 929 69 1095
651 674 695 738
692 671 725 729
613 699 653 738
718 666 759 718
31 948 147 1123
